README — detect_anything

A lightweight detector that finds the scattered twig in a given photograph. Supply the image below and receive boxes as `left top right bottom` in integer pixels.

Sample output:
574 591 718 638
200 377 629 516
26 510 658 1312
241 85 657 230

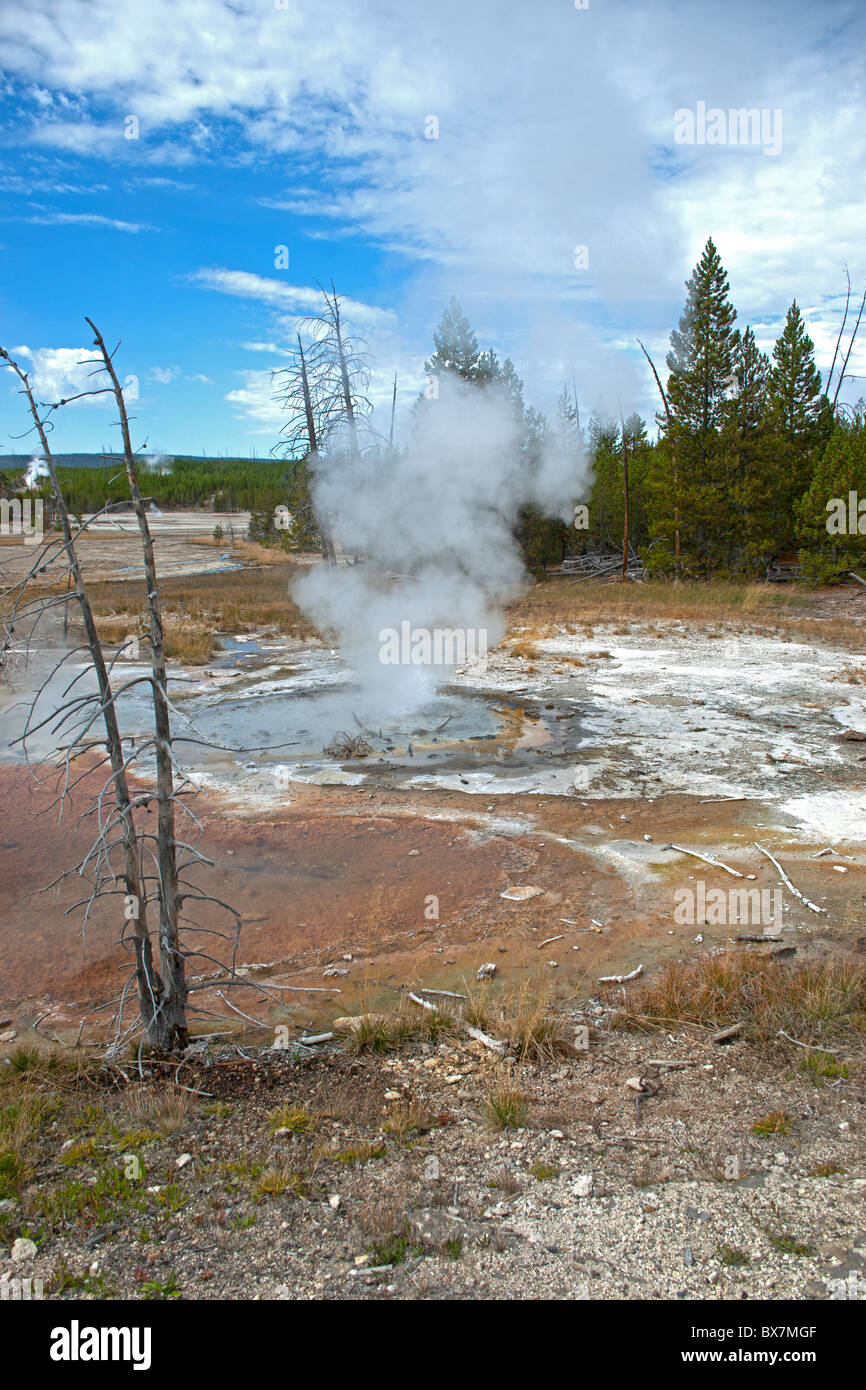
662 844 744 878
712 1022 744 1043
407 991 506 1054
598 964 644 984
777 1030 839 1054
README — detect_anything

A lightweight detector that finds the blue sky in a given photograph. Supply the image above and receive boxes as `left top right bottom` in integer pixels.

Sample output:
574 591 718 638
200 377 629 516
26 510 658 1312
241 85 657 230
0 0 864 459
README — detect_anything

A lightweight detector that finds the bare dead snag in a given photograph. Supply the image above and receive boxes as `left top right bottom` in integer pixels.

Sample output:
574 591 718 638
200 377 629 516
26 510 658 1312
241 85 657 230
297 336 336 565
0 345 163 1037
86 318 189 1049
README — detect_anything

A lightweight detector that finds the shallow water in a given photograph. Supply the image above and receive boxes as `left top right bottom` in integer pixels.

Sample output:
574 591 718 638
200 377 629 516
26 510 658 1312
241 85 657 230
0 632 579 792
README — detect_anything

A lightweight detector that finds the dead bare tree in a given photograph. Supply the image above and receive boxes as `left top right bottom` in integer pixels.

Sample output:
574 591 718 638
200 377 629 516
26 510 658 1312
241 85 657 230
0 343 166 1042
828 279 866 412
85 318 190 1050
0 329 253 1056
273 334 337 564
273 281 377 564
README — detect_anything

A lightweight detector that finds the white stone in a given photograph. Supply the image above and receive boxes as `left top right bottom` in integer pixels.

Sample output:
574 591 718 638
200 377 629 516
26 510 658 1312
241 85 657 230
11 1237 37 1263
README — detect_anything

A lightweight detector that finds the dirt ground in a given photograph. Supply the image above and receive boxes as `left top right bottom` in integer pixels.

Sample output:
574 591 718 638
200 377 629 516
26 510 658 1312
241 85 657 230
3 1007 865 1303
2 521 865 1304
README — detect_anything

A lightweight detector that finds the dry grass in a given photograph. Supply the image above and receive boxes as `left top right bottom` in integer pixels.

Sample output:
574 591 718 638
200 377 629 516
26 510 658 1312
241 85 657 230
55 563 318 644
341 1003 453 1055
381 1098 435 1141
753 1110 794 1135
504 579 865 655
510 579 806 631
94 616 215 664
480 1069 529 1130
461 975 572 1062
507 639 540 660
253 1163 309 1199
121 1084 192 1136
615 951 866 1048
267 1104 317 1135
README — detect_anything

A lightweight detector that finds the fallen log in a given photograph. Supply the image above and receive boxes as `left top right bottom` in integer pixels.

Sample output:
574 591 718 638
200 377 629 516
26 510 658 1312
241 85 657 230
753 842 827 915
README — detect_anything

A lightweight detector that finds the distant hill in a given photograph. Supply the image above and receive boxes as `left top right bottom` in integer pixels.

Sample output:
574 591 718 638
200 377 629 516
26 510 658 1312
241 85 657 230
0 453 267 471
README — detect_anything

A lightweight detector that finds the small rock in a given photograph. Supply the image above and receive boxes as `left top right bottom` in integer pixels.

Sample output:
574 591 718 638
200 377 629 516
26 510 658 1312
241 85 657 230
572 1174 593 1197
476 962 497 980
176 1153 192 1168
384 1090 401 1101
423 1156 441 1181
694 934 703 944
11 1237 37 1263
328 1194 341 1209
0 1029 17 1043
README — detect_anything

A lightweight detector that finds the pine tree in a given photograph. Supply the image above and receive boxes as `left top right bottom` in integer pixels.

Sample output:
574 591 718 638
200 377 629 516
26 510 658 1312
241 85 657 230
424 297 484 382
769 302 823 437
796 414 866 582
666 237 738 433
653 238 739 574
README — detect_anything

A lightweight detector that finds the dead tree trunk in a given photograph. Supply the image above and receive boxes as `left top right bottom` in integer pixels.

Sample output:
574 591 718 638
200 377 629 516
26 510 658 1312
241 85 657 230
298 336 336 566
0 347 164 1039
637 338 679 570
389 371 397 449
86 319 188 1050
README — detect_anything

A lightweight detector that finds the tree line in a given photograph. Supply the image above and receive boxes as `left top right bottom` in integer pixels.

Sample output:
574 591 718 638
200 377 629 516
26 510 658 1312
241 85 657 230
415 241 865 582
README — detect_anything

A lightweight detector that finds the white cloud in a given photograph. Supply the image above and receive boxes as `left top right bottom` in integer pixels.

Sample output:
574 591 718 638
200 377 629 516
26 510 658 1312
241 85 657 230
148 365 180 384
225 369 284 432
10 346 113 406
2 0 864 425
27 210 151 232
190 268 393 329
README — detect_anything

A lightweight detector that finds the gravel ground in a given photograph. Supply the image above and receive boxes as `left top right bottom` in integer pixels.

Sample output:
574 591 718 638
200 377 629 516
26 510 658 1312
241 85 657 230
4 1001 864 1303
